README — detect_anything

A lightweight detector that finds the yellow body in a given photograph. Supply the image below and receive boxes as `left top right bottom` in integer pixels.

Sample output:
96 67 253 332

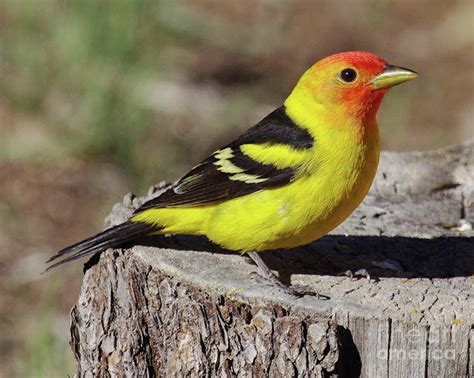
133 74 380 252
47 51 417 270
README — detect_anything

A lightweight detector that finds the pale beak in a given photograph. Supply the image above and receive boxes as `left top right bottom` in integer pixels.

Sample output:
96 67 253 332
371 64 418 89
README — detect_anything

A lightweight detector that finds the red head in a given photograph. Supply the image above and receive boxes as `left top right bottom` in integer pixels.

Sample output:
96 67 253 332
289 51 417 123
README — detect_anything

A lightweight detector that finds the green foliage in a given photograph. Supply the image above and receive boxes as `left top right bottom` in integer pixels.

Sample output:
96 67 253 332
15 311 74 378
0 0 201 182
12 276 77 378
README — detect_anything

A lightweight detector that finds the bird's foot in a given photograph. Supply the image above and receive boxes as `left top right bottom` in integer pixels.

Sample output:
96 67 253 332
250 271 329 299
341 268 378 282
280 283 330 300
247 252 329 299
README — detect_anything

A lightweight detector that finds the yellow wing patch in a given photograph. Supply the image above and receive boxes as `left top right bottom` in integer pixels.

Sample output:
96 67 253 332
214 148 245 174
214 148 234 160
213 146 272 183
240 143 311 169
213 144 307 183
228 173 267 183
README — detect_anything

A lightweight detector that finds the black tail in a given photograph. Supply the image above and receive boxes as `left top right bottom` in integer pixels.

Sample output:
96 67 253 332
45 221 156 271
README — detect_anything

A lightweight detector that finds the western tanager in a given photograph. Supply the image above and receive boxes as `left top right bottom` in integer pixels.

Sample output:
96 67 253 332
47 51 417 295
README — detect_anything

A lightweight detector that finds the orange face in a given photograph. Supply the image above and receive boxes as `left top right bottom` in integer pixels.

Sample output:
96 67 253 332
301 51 417 122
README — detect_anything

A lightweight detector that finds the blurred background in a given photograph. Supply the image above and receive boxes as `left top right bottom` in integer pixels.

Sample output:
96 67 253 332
0 0 472 376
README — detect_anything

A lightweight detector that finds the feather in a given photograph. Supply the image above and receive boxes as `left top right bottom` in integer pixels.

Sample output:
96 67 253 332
45 221 156 270
135 106 313 210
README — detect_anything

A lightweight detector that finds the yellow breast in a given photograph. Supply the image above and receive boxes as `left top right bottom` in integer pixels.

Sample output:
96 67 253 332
138 90 381 253
201 115 380 252
260 90 381 249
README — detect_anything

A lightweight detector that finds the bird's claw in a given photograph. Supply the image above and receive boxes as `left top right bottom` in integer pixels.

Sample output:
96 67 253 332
251 272 329 299
341 268 378 282
281 284 330 300
247 252 329 299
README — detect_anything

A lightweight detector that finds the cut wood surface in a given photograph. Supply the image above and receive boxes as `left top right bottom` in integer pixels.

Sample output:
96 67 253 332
70 141 473 377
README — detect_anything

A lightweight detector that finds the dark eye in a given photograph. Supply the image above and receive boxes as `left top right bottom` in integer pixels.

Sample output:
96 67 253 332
339 68 357 83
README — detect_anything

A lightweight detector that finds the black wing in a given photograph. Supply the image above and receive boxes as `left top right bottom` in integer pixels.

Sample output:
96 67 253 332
136 106 314 210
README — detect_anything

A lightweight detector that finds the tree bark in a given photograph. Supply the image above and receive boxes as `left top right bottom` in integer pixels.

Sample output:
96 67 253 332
70 141 473 377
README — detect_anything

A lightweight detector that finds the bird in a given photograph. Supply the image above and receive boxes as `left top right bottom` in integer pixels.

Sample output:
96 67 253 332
46 51 417 296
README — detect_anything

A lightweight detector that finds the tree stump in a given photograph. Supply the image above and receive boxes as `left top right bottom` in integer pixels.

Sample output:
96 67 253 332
70 141 473 377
